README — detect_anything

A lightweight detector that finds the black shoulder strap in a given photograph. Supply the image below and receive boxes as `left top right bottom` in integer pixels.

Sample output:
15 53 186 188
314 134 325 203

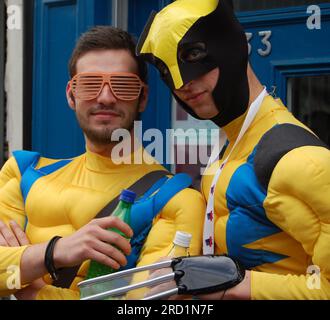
254 124 329 191
52 170 169 289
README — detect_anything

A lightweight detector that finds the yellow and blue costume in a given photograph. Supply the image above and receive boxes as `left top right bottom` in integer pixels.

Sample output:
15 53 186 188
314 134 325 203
137 0 330 299
0 147 205 299
203 95 330 299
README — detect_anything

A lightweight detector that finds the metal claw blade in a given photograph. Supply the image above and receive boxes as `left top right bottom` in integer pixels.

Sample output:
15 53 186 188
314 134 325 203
81 272 175 300
78 260 173 300
142 288 179 300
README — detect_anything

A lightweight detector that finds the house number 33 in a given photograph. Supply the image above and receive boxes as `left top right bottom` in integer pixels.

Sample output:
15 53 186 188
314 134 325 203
246 31 272 57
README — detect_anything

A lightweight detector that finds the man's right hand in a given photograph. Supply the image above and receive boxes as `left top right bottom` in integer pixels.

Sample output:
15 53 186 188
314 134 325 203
54 216 133 270
19 216 133 285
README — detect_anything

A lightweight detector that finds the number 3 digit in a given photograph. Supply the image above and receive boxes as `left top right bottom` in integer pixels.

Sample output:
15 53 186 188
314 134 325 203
257 30 272 57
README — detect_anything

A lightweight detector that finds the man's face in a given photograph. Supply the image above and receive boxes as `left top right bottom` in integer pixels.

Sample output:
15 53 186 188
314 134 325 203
67 49 147 146
174 68 219 119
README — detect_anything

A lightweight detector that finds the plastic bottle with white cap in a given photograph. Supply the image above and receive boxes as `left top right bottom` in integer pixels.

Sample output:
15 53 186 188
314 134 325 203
167 231 192 258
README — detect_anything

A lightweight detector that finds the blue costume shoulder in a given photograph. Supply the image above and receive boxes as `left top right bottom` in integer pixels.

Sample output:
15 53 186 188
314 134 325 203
13 150 72 203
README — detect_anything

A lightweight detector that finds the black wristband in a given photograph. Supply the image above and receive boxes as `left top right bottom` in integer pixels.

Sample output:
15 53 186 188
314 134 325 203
44 236 62 281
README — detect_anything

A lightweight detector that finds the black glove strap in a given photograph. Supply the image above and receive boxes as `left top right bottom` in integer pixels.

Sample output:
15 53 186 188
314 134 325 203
44 236 62 281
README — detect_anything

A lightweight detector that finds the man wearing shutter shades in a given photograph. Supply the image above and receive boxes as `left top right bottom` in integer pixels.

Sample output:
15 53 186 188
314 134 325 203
137 0 330 299
0 26 205 299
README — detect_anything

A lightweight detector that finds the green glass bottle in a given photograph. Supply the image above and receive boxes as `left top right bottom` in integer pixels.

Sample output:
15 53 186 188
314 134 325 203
85 189 136 280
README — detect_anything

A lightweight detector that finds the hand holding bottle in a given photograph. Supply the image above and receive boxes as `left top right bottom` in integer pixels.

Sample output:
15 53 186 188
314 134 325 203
86 190 136 279
53 215 133 271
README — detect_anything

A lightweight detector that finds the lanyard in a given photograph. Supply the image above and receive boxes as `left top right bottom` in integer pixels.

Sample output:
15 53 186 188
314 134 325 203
202 88 268 254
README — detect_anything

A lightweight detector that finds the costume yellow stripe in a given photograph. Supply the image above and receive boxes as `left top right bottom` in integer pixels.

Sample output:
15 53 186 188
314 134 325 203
243 232 293 253
139 0 219 89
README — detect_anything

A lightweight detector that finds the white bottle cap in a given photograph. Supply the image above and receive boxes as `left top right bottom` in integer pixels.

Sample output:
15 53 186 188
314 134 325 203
173 231 192 248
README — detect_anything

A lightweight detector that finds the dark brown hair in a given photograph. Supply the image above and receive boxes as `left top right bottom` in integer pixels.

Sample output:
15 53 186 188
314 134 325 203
68 26 148 83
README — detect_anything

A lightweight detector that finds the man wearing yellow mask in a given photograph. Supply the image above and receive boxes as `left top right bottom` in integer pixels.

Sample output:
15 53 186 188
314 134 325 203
137 0 330 299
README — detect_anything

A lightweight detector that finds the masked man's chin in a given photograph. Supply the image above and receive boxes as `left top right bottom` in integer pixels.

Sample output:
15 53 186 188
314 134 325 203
192 106 220 120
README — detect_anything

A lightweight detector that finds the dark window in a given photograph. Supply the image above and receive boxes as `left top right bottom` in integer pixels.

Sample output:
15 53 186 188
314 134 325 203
233 0 330 12
288 75 330 146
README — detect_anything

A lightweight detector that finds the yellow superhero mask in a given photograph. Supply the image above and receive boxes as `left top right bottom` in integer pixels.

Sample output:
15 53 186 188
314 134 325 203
137 0 250 127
